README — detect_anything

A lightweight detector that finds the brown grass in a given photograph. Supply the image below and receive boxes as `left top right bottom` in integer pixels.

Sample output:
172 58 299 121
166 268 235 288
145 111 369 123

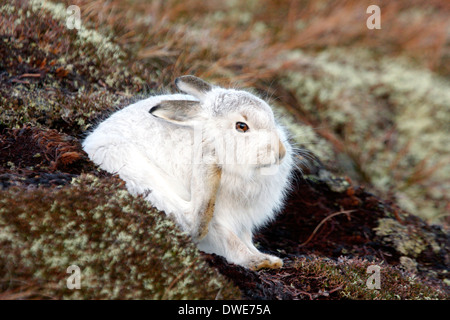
59 0 449 86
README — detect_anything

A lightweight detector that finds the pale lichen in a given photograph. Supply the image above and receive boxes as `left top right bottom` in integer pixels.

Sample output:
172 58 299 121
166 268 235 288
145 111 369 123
374 218 440 257
281 48 450 223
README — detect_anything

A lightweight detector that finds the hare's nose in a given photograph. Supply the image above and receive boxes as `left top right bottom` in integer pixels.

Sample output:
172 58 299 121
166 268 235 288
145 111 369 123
278 141 286 161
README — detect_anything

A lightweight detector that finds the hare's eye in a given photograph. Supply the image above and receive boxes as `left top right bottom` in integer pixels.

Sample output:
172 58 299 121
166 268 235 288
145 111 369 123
236 122 249 133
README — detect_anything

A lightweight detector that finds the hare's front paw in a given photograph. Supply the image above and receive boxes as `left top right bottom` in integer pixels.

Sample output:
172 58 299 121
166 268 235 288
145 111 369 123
248 254 283 271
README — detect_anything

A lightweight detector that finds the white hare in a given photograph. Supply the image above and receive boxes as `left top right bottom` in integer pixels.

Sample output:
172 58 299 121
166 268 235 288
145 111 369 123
83 76 294 270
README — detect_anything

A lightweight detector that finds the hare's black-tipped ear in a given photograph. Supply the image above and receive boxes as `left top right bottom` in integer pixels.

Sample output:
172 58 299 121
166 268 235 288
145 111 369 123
149 100 203 126
175 75 212 101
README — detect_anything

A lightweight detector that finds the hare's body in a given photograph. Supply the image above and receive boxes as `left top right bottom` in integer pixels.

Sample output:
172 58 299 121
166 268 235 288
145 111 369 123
83 76 294 270
84 94 200 215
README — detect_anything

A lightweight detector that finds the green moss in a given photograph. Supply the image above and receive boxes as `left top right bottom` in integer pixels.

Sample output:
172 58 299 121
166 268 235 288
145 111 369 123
0 174 240 299
292 256 446 300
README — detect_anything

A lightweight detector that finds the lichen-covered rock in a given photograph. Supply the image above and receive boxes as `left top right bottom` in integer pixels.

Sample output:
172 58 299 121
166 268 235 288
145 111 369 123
0 174 240 299
279 49 450 224
375 218 440 258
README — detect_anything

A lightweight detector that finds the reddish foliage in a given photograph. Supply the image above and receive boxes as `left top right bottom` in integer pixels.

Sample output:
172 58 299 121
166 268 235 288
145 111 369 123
0 125 88 172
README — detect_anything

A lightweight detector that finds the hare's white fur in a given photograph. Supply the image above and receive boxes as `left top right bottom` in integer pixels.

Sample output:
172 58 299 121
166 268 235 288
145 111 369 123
83 76 294 270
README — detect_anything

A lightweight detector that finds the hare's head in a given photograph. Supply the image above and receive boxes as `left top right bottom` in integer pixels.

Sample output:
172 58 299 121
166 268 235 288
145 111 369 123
150 76 288 174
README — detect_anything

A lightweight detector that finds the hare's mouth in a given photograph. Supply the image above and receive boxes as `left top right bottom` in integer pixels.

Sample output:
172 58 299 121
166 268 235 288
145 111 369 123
256 163 281 175
255 164 274 169
255 156 283 169
255 162 281 170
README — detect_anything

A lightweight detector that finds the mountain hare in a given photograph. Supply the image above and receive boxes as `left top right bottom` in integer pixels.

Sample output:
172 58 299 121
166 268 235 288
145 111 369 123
83 76 294 270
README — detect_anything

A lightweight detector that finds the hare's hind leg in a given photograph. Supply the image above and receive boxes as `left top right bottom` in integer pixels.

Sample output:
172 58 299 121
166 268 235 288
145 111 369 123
113 144 220 240
198 223 283 270
192 164 222 240
240 229 283 269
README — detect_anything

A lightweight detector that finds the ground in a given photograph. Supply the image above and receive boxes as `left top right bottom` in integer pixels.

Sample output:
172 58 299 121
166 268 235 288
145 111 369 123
0 0 449 299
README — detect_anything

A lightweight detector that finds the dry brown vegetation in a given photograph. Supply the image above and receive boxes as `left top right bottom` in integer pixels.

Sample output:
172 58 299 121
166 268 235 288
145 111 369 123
62 0 450 82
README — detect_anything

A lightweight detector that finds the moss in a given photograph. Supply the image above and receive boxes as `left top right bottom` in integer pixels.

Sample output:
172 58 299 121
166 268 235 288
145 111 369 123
0 174 240 299
291 256 446 300
0 0 149 134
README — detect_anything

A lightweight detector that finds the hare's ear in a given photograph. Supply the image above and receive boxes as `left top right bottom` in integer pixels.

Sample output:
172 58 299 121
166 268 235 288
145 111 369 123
149 100 204 126
175 75 212 101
